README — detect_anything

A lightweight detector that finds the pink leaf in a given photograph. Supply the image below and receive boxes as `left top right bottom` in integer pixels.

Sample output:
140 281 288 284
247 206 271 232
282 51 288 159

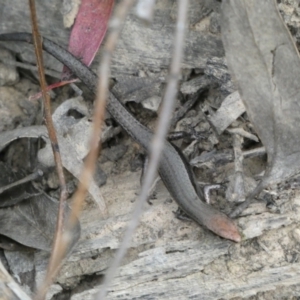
62 0 114 80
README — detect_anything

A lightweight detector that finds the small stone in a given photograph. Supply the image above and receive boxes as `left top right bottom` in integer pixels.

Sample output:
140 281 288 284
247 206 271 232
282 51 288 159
141 96 161 112
0 87 29 131
0 48 19 86
292 228 300 243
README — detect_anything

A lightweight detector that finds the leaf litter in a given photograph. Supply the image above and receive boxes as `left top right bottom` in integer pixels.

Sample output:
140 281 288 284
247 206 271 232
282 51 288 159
0 193 80 252
221 0 300 214
1 0 300 298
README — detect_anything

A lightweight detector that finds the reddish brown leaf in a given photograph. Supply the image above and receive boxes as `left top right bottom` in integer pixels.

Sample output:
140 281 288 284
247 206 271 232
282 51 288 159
62 0 114 79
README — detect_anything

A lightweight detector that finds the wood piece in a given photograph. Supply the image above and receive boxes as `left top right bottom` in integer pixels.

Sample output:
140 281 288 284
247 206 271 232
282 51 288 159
48 174 300 298
180 75 209 95
205 56 235 94
0 259 31 300
71 263 300 299
208 91 246 134
68 188 300 299
0 0 224 76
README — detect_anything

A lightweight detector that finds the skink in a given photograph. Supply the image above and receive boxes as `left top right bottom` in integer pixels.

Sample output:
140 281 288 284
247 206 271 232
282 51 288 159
0 32 241 242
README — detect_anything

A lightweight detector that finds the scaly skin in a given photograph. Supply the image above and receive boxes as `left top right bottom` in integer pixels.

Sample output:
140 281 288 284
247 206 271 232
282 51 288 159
0 32 241 242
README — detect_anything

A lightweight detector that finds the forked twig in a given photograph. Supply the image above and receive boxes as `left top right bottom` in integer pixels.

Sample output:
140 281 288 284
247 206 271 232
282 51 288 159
27 1 68 300
95 0 189 298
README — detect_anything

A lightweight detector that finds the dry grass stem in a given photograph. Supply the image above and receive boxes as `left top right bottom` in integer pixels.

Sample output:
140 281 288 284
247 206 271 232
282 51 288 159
95 0 189 298
27 1 69 299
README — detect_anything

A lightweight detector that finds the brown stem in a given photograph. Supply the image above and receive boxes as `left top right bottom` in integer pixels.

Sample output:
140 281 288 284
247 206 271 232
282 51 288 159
28 1 68 299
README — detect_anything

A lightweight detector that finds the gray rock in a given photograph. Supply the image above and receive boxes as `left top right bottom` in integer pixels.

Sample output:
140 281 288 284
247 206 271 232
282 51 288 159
0 48 19 86
0 87 33 131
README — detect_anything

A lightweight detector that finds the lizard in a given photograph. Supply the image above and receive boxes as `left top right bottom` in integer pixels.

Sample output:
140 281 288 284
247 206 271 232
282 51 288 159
0 32 241 242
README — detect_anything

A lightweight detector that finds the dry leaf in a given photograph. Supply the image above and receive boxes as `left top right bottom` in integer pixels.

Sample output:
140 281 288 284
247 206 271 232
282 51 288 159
62 0 114 79
221 0 300 188
0 193 80 251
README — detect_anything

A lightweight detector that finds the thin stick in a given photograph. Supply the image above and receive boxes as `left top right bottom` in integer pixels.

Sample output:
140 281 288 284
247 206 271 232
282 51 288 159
95 0 189 298
0 169 43 194
33 0 132 297
230 180 265 218
0 59 61 78
28 1 68 300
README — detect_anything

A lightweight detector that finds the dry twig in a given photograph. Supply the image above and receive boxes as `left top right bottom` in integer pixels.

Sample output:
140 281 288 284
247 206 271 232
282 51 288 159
27 1 69 299
96 0 189 298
